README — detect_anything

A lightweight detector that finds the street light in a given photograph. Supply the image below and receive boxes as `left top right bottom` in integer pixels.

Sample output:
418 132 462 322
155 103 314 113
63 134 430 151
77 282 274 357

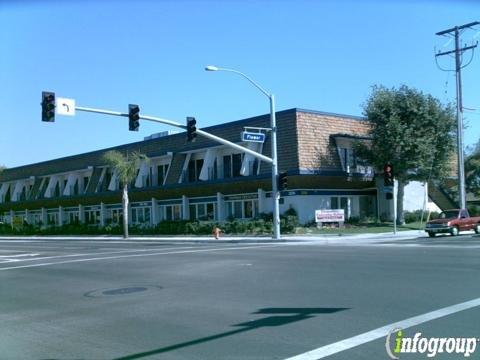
205 65 281 240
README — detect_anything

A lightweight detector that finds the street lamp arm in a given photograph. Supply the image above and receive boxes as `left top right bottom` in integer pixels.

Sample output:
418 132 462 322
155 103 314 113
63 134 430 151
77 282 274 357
207 66 271 99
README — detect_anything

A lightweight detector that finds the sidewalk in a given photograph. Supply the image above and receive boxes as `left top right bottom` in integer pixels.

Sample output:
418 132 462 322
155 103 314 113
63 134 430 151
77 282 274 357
0 230 425 244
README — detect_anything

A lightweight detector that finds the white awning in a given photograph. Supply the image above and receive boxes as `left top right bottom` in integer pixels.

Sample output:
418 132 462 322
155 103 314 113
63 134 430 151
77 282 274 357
108 169 118 191
135 161 149 188
240 142 261 176
44 176 59 198
199 148 217 181
63 173 80 196
11 180 26 202
0 183 10 203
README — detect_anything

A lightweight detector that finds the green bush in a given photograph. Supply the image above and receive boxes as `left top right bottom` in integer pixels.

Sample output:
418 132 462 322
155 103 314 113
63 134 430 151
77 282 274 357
0 210 299 236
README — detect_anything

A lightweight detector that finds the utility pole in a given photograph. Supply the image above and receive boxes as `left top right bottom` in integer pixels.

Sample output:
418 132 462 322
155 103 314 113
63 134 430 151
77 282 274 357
435 21 479 209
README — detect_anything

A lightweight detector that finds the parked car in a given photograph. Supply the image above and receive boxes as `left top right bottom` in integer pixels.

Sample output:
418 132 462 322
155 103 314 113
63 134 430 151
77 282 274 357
425 209 480 237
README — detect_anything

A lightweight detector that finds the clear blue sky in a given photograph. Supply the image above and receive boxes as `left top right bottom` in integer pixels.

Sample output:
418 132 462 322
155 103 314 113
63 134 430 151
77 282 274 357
1 0 479 168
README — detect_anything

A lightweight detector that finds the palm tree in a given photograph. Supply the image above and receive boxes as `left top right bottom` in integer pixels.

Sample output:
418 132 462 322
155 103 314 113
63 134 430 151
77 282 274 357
102 150 149 238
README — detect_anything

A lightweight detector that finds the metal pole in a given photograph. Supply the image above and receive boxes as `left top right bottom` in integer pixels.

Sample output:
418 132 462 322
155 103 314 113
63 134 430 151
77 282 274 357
393 180 397 235
75 106 273 164
270 95 281 240
454 27 467 209
206 67 281 240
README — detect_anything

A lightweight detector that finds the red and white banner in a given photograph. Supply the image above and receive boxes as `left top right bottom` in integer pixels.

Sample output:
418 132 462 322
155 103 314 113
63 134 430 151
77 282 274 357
315 209 345 222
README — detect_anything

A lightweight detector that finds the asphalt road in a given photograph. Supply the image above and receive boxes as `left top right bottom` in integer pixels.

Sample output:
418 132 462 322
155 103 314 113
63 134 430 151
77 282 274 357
1 234 479 359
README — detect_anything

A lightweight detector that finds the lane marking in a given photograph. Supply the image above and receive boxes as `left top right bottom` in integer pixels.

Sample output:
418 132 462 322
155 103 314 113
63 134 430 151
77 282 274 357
284 297 480 360
0 253 41 263
0 253 40 258
0 244 285 271
371 243 480 249
0 246 201 263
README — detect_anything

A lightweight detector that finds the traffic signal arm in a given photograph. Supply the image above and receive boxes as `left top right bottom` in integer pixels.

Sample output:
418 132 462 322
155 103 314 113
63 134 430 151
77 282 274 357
56 100 274 164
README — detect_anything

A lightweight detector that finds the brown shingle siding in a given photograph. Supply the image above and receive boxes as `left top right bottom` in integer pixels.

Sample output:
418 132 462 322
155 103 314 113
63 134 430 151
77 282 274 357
296 111 371 170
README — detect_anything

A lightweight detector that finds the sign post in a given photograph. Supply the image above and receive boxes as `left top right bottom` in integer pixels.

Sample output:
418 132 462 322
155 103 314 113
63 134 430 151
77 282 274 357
393 180 397 235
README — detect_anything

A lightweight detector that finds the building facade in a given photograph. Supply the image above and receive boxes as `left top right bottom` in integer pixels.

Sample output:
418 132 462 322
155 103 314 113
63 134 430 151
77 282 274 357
0 108 419 228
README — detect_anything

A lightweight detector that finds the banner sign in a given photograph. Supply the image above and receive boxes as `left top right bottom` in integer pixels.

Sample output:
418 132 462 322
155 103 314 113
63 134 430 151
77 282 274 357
315 209 345 223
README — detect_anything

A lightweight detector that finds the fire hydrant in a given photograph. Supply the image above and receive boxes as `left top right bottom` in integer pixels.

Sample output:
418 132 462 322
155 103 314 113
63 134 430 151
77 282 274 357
212 226 222 239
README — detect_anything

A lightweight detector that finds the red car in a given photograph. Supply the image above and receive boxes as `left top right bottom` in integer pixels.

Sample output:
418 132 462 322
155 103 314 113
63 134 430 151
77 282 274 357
425 209 480 237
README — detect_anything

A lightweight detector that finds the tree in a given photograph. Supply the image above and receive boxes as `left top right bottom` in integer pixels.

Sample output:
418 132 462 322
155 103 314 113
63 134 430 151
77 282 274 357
356 85 456 224
102 150 149 238
465 140 480 197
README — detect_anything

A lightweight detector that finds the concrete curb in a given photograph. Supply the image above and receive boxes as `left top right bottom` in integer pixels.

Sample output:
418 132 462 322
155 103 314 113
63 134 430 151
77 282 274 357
0 230 426 244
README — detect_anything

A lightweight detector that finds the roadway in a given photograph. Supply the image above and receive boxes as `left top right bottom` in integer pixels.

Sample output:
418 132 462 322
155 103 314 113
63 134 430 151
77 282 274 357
0 233 479 359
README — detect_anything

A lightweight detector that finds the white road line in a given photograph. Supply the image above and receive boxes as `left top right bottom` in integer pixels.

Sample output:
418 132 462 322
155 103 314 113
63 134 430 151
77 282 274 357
0 246 200 263
0 253 40 258
372 243 480 249
284 297 480 360
0 244 284 271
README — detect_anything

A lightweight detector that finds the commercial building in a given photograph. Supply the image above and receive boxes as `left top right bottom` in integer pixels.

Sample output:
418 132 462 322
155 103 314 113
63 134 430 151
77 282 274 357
0 108 429 228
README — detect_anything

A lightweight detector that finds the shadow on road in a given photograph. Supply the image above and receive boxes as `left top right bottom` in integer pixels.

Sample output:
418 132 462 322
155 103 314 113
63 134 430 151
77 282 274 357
114 307 350 359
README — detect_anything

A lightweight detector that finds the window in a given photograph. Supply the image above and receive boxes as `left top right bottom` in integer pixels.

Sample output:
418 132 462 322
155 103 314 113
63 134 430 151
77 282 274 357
157 164 169 186
340 148 356 170
359 196 375 219
47 212 59 226
66 211 80 224
226 200 258 219
54 182 61 198
189 203 216 221
223 153 243 179
4 186 11 203
109 209 123 224
188 159 204 182
132 207 151 225
164 204 182 221
103 169 112 192
73 180 79 195
31 213 42 226
20 186 26 201
85 210 100 225
330 196 351 218
83 176 90 192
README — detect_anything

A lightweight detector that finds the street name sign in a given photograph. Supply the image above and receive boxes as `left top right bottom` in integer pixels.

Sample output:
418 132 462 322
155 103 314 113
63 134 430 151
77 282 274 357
241 131 265 143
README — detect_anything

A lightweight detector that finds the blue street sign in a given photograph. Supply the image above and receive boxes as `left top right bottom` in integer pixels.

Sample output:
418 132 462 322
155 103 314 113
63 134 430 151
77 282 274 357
241 131 265 143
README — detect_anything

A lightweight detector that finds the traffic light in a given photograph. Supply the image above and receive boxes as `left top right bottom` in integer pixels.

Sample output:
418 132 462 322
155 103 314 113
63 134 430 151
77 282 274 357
128 104 140 131
278 171 288 191
186 116 197 142
383 162 394 187
41 91 56 122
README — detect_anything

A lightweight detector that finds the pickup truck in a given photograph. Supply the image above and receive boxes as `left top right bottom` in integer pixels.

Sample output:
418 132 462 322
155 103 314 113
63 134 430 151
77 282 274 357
425 209 480 237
